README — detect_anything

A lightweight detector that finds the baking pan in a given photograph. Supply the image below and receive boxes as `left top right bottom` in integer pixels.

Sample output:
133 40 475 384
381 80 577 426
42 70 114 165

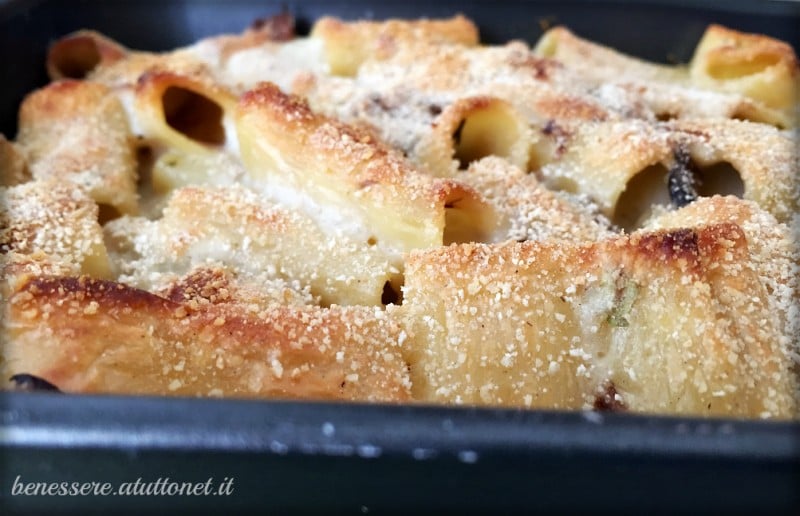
1 0 799 514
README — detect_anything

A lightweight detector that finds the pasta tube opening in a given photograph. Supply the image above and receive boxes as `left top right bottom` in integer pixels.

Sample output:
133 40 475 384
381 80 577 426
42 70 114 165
613 163 670 232
614 154 746 232
134 71 236 155
97 204 122 226
381 279 403 306
697 162 745 199
441 187 497 245
47 31 127 80
48 37 100 79
418 96 531 177
452 101 525 170
689 25 799 115
162 86 226 146
705 54 783 80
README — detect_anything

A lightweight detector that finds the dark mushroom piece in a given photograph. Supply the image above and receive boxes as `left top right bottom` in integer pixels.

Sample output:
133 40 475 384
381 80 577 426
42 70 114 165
9 374 62 393
668 146 700 208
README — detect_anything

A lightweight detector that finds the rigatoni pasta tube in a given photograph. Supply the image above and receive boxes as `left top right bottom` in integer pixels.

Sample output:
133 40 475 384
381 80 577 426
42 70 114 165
112 185 399 307
47 29 129 80
134 68 237 153
235 82 497 253
689 24 799 117
415 96 533 177
311 15 478 76
1 276 412 402
400 224 797 418
16 80 138 216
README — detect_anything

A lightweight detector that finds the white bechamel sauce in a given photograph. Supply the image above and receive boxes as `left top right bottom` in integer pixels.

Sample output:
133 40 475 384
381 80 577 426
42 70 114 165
114 87 145 137
225 38 326 92
222 115 240 156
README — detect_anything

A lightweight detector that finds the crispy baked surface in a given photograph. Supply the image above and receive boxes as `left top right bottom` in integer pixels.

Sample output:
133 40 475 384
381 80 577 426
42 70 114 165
1 14 798 418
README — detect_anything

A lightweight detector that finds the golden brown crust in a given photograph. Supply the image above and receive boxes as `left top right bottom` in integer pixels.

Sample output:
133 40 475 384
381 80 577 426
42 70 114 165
642 196 800 356
2 275 412 402
157 266 313 309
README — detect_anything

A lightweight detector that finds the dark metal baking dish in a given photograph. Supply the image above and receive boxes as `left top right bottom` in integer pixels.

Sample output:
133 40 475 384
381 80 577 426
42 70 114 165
1 0 799 514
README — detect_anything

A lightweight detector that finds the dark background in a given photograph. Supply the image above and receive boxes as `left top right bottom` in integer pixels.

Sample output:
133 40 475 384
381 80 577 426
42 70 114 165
1 0 799 137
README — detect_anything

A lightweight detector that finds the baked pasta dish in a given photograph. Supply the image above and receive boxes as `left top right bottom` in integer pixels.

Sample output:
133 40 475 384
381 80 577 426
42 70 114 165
1 13 798 419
